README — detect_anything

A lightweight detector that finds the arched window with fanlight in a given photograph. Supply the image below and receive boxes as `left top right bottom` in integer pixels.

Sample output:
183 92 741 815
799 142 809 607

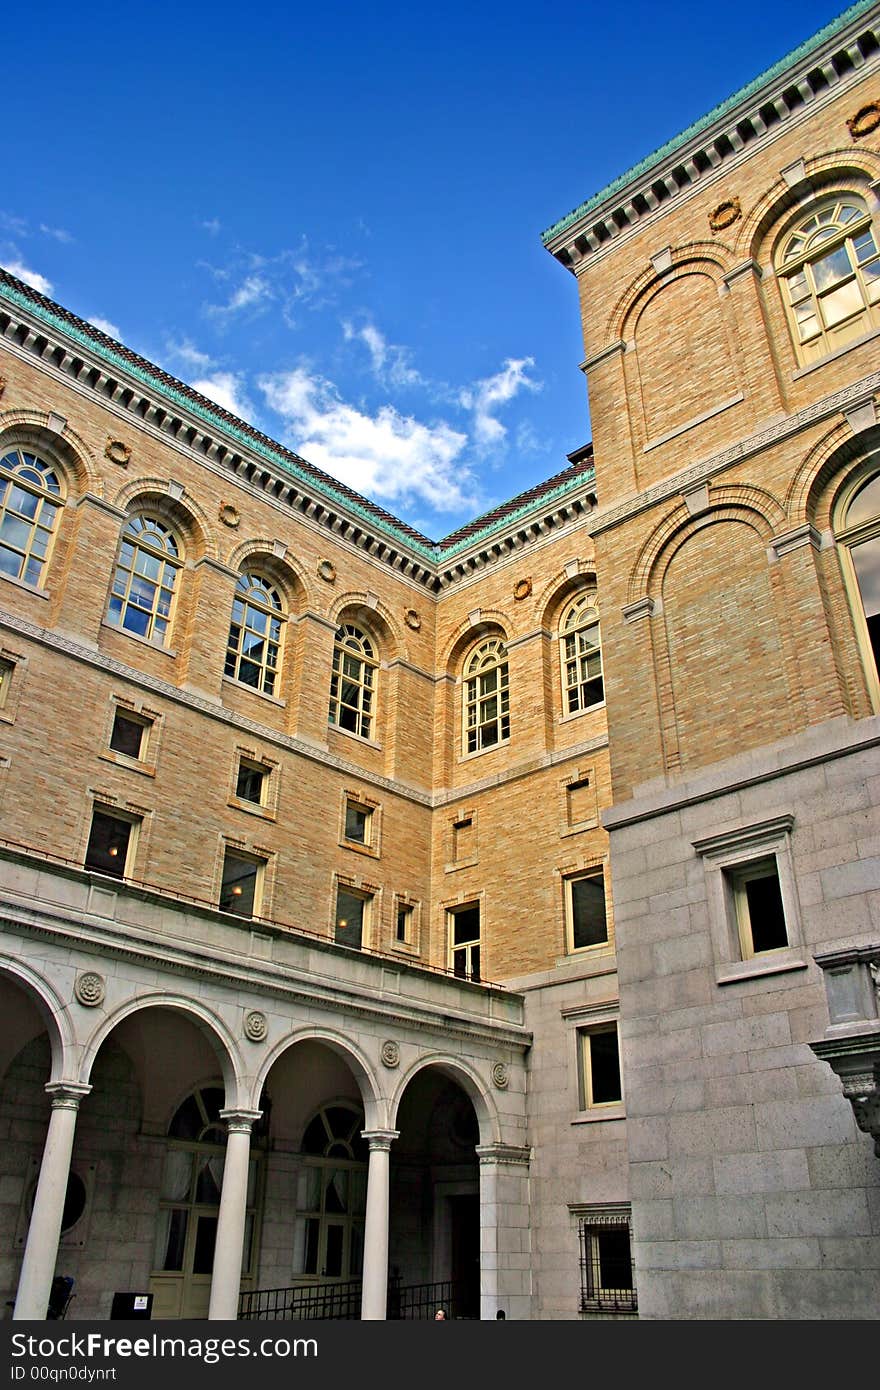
463 637 510 754
329 624 377 739
293 1103 367 1285
224 573 285 695
835 466 880 705
0 448 64 588
107 514 181 645
776 196 880 363
559 592 604 715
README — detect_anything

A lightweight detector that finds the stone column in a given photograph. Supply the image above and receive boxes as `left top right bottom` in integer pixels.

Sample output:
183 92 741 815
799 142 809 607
476 1143 532 1322
14 1082 91 1320
359 1129 398 1320
207 1109 262 1321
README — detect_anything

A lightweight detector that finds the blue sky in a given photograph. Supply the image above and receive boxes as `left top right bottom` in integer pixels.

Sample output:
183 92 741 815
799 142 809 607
2 0 848 539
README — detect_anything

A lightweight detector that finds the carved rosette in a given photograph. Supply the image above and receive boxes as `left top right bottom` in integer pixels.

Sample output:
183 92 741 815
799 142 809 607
708 197 742 232
74 972 106 1008
404 608 421 630
513 578 532 601
847 103 880 140
380 1040 400 1068
318 559 337 583
219 502 240 528
243 1010 268 1043
104 439 131 467
491 1062 509 1090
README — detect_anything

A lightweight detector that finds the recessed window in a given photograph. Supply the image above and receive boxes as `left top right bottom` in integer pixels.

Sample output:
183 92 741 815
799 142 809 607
335 886 371 950
776 197 880 363
107 515 181 645
559 593 604 714
236 758 268 806
728 857 788 957
225 573 284 695
453 816 474 862
85 808 138 879
448 903 480 981
109 709 151 760
463 638 509 754
0 449 63 588
834 468 880 703
219 850 265 918
579 1024 622 1108
344 800 372 846
0 657 15 710
329 625 377 740
566 869 608 951
396 902 415 945
578 1209 637 1314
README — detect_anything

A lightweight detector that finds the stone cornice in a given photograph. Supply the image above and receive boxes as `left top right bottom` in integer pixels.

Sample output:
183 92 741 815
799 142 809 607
542 1 880 273
589 370 880 539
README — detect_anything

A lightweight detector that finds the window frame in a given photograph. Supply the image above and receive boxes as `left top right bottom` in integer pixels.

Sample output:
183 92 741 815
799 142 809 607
573 1206 638 1316
0 448 64 591
461 637 510 756
333 883 374 951
832 461 880 711
564 866 610 954
84 805 141 880
447 901 481 981
558 592 605 718
578 1022 623 1111
109 707 152 762
219 847 267 919
106 513 182 647
329 624 378 742
224 572 285 697
775 195 880 365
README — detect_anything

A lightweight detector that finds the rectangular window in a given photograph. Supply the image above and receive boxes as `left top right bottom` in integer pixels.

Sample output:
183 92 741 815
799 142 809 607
578 1209 637 1314
448 903 480 981
344 800 372 846
236 757 268 806
0 657 14 710
335 887 371 950
396 903 413 944
566 777 595 828
110 709 151 760
579 1024 622 1108
219 850 264 918
453 817 474 862
85 808 138 879
729 856 788 957
567 869 608 951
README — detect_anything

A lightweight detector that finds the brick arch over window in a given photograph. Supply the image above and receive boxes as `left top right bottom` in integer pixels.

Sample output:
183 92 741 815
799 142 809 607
225 541 311 611
630 266 739 444
0 412 99 495
739 152 880 265
442 612 511 677
329 595 402 662
657 515 795 774
111 481 214 562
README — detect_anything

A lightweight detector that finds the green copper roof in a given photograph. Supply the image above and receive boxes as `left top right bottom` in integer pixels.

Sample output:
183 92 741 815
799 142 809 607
541 0 877 245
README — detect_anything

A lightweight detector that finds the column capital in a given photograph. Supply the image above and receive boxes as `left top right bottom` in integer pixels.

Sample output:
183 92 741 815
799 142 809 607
475 1143 532 1167
45 1082 91 1111
219 1108 262 1135
361 1129 399 1152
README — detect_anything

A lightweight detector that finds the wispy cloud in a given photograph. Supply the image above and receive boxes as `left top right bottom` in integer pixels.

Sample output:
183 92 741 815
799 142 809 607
0 213 29 237
201 218 222 236
191 371 254 421
343 319 423 388
1 259 53 295
40 224 74 244
202 240 363 327
166 338 216 371
460 357 541 450
207 273 272 318
259 365 475 513
88 316 121 339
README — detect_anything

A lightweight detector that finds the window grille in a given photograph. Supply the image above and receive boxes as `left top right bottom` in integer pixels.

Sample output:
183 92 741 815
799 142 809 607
578 1209 637 1314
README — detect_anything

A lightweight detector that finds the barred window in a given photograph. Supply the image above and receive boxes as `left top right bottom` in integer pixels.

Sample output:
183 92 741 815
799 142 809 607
578 1208 637 1314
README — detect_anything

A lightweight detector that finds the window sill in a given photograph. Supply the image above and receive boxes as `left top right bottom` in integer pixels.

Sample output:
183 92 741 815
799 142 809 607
791 323 880 379
328 724 382 750
559 818 600 839
0 572 50 601
458 740 510 764
339 837 379 858
572 1104 625 1125
444 856 479 873
99 751 156 778
715 949 808 986
101 621 177 658
557 703 605 726
222 676 286 708
390 940 421 959
228 797 276 822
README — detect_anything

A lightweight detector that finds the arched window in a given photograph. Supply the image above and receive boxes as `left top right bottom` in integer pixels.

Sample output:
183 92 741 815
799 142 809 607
294 1104 367 1283
463 637 509 753
0 448 63 587
329 624 377 739
107 515 181 645
560 592 604 715
835 468 880 701
776 197 880 363
224 573 284 694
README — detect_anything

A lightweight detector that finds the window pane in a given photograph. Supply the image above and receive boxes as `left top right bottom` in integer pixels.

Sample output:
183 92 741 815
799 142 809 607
85 811 132 878
220 854 258 916
745 871 788 953
345 803 368 843
451 906 480 945
236 761 266 803
811 244 852 291
597 1230 632 1290
110 713 144 759
819 277 864 328
335 889 365 949
571 874 607 949
589 1029 622 1104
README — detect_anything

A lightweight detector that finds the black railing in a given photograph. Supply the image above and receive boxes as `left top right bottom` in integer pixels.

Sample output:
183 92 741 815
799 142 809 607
239 1277 477 1321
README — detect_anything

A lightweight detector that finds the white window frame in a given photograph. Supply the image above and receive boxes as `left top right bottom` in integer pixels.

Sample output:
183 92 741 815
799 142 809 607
224 572 285 696
461 638 510 756
447 901 481 981
564 866 610 954
84 804 141 880
219 846 267 919
106 514 181 647
693 814 807 985
833 460 880 712
558 592 604 718
776 195 880 365
0 448 64 590
329 624 378 741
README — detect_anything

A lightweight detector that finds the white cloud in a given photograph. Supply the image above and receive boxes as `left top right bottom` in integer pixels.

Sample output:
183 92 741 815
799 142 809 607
207 274 272 317
1 260 53 295
201 218 222 236
191 371 254 420
460 357 541 450
40 224 73 244
259 366 474 513
166 338 215 371
343 320 422 388
88 316 121 339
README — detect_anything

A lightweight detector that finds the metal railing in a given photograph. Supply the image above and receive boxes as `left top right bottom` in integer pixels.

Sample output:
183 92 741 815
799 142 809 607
239 1277 478 1321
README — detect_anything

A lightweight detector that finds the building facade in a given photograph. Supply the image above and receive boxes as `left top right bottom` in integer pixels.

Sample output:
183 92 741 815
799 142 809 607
0 0 878 1321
